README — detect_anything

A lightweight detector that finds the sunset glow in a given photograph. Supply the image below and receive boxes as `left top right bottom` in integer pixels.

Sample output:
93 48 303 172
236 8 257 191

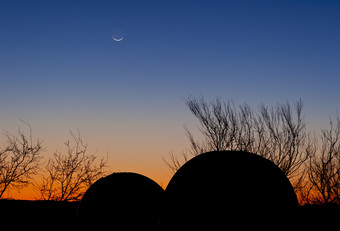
1 1 339 205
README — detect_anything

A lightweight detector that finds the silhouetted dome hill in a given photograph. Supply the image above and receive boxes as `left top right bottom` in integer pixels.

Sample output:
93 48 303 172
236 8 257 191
78 172 164 228
164 151 298 226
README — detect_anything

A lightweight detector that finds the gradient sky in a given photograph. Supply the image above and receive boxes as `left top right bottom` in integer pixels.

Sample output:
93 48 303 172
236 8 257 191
0 0 339 198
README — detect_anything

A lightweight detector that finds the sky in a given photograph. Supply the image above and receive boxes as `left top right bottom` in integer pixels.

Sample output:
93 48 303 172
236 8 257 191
0 0 339 199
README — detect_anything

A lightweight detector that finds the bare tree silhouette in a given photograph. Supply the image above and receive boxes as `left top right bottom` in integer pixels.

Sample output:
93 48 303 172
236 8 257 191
304 116 340 205
164 96 314 190
37 130 107 201
0 122 43 198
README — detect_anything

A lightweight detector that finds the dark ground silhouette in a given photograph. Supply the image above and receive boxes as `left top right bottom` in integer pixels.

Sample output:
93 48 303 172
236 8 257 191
0 199 79 228
1 151 339 228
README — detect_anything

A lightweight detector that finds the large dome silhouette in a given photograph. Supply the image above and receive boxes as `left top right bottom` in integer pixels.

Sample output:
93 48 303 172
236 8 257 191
78 172 164 228
165 151 298 226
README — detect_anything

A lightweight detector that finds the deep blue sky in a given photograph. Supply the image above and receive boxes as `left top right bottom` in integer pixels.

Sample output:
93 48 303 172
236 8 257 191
0 0 339 183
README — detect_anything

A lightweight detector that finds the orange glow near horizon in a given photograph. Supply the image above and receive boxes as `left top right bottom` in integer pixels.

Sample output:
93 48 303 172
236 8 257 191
4 185 37 200
3 172 318 207
2 167 171 201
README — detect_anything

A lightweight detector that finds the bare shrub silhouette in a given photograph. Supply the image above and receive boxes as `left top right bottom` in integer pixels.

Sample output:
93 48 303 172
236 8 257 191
164 97 314 191
302 116 340 205
0 122 43 198
37 130 107 201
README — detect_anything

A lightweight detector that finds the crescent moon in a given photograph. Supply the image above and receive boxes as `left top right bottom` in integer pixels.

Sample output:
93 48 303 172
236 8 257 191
112 35 123 42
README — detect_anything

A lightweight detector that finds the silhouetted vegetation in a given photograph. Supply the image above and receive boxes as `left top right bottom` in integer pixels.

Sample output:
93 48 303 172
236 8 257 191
0 98 339 209
0 122 43 198
164 96 340 206
0 126 107 202
37 130 107 201
302 117 340 204
0 149 338 227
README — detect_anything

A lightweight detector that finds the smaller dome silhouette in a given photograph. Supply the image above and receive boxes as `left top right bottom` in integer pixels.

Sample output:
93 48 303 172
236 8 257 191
78 172 164 228
164 151 298 226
